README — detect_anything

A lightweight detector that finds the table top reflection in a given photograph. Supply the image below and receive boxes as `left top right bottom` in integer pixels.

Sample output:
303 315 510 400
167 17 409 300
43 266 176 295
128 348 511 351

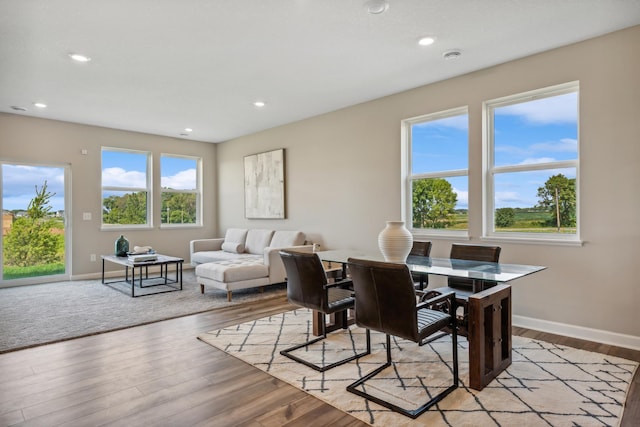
316 249 546 283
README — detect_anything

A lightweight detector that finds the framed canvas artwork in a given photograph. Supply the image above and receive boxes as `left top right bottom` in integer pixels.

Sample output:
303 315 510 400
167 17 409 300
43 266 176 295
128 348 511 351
244 148 285 219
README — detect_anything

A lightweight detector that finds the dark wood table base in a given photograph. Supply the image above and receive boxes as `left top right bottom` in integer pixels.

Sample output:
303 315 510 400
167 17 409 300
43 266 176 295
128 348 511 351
468 284 512 390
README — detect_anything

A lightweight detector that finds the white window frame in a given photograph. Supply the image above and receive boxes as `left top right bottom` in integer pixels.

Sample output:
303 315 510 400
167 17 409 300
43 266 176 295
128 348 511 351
401 106 469 239
482 81 581 245
101 147 152 230
160 154 202 228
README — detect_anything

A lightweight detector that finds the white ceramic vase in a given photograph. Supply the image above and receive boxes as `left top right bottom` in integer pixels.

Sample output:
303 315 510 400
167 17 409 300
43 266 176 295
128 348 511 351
377 221 413 263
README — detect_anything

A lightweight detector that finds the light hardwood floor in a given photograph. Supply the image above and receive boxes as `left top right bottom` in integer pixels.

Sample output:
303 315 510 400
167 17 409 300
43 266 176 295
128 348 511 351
0 296 638 426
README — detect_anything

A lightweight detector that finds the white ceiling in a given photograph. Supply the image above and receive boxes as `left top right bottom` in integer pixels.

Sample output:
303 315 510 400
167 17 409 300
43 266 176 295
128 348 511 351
1 1 639 143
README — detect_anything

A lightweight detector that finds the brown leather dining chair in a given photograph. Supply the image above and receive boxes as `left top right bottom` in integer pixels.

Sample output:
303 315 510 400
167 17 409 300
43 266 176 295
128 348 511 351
427 243 501 337
346 257 458 419
410 240 432 290
279 250 371 372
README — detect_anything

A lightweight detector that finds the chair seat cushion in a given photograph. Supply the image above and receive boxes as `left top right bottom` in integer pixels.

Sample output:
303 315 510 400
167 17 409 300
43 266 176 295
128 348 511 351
417 308 451 339
326 288 354 314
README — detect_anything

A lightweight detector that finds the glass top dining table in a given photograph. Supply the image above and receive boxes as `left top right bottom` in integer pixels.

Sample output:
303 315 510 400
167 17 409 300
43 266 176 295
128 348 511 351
314 248 547 391
316 249 546 291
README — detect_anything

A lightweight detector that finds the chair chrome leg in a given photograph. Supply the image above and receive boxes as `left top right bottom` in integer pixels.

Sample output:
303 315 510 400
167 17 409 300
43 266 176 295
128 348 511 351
280 320 371 372
347 332 459 419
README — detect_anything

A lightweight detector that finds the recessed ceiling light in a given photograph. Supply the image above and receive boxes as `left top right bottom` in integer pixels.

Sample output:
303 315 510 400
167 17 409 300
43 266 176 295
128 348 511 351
33 102 47 108
443 50 462 60
184 127 193 133
69 53 91 63
253 101 266 108
418 37 435 46
364 0 388 14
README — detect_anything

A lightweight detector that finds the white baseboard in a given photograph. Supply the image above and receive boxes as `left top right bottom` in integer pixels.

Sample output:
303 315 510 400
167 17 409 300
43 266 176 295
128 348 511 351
513 315 640 352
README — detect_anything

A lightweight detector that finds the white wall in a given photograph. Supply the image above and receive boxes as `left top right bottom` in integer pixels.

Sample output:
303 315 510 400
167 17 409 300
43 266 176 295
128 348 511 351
0 115 217 277
216 26 640 344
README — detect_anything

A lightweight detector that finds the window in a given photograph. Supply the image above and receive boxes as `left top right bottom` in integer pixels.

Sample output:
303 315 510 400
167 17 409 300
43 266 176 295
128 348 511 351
402 107 469 236
483 82 579 242
160 154 201 226
101 148 151 228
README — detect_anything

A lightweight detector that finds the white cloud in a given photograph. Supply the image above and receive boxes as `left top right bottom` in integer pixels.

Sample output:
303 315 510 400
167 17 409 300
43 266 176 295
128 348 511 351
495 191 536 208
2 165 66 210
3 165 63 194
102 167 146 187
530 138 577 153
453 187 468 209
518 157 557 165
494 144 527 155
496 92 577 124
161 169 196 190
495 138 577 163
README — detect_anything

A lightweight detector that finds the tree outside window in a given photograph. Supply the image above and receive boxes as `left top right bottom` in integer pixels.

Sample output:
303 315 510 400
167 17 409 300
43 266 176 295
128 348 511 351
101 148 150 227
404 107 469 234
484 82 579 238
160 155 200 226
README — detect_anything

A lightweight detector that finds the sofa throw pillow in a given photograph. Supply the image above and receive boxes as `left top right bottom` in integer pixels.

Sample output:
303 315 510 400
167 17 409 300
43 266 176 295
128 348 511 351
224 228 248 245
269 231 305 248
245 229 275 254
221 242 244 254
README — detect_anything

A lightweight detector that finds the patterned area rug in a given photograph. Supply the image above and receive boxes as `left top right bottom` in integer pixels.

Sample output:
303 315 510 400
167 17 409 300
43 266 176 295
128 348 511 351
198 309 638 426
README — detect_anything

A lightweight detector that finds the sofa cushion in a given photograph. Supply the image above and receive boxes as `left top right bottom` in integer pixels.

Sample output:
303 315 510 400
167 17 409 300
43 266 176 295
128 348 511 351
269 230 305 248
224 228 248 246
196 259 268 282
192 251 261 264
245 229 275 254
221 241 244 254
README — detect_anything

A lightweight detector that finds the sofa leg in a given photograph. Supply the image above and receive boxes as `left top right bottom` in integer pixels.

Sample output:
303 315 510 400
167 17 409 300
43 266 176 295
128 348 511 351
227 291 232 302
200 284 204 294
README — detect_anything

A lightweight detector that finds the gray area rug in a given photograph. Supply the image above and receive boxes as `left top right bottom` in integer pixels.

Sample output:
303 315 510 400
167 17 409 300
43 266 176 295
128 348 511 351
0 270 286 353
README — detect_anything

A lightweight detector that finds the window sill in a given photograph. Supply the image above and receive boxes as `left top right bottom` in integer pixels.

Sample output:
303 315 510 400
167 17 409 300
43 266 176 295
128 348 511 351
100 225 153 232
481 235 583 247
160 224 202 230
411 229 470 241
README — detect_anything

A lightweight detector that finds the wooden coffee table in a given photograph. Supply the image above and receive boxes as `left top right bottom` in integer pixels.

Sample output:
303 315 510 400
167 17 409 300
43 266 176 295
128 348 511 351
101 254 183 297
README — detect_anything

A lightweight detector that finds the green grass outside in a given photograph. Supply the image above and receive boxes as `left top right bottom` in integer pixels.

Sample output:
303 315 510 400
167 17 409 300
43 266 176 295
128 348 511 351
3 262 65 280
426 210 576 234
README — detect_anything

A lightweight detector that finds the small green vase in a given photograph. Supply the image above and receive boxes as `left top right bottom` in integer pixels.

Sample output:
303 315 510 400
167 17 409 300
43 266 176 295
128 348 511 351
115 235 129 257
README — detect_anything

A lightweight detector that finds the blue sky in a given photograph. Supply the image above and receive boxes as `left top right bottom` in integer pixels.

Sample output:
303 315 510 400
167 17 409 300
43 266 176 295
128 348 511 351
101 151 197 190
2 165 65 211
2 154 197 211
411 91 577 209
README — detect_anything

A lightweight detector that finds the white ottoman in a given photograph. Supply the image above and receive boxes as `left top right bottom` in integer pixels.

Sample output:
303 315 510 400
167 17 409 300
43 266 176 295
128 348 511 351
195 258 270 301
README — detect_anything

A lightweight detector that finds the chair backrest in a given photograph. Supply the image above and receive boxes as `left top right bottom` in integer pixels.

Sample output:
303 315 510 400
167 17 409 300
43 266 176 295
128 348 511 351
347 258 419 343
448 244 501 290
280 250 329 311
410 240 432 257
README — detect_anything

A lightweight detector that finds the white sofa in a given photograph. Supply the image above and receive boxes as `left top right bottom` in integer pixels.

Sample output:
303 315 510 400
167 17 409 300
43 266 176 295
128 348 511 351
190 228 309 301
